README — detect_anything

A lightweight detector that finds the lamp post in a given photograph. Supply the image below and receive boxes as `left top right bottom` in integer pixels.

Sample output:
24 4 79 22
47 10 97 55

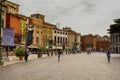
0 0 5 65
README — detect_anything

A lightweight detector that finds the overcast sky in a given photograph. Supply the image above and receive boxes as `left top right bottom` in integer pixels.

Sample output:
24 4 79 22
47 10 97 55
9 0 120 36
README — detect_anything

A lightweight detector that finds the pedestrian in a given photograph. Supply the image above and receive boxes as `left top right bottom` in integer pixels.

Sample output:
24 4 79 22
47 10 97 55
38 50 40 58
87 48 89 54
72 49 75 54
58 49 62 61
89 48 91 55
47 49 50 56
55 49 57 55
24 49 29 62
106 50 111 63
66 49 68 55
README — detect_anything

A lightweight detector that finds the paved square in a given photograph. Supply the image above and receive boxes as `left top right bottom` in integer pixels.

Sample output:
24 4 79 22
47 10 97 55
0 52 120 80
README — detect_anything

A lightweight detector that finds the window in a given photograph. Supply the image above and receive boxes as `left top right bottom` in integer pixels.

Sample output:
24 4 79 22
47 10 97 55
66 38 67 43
36 30 39 34
36 15 39 19
63 37 64 42
61 37 62 42
58 37 60 42
36 26 39 29
54 36 56 42
36 37 39 43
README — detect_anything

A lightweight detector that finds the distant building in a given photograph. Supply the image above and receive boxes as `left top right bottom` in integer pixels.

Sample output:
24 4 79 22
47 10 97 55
81 34 96 51
53 28 68 50
96 35 110 52
108 19 120 53
63 27 81 52
110 33 120 53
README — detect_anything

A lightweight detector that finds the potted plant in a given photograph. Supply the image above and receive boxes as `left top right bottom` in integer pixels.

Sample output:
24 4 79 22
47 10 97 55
14 46 25 60
37 45 47 57
37 45 43 58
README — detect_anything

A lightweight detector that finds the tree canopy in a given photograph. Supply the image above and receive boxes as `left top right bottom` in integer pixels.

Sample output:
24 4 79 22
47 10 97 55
108 18 120 33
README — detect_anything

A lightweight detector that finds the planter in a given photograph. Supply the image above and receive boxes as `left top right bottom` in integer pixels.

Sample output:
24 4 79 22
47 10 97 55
40 53 42 57
51 53 53 56
47 53 50 56
19 56 24 60
14 46 25 60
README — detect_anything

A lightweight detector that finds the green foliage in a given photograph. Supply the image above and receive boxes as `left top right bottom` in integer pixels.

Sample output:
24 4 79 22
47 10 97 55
108 18 120 33
37 45 46 51
0 60 4 65
14 46 25 57
52 41 54 45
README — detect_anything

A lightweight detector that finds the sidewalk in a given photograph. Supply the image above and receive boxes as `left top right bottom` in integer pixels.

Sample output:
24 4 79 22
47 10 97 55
2 54 48 66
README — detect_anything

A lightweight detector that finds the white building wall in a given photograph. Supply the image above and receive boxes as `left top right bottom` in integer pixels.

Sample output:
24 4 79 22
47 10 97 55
110 33 120 53
52 29 68 49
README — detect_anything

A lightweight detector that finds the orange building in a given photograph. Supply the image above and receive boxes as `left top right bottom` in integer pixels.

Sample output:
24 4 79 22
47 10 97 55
81 34 96 51
6 13 20 44
29 14 55 48
96 35 110 51
29 14 43 46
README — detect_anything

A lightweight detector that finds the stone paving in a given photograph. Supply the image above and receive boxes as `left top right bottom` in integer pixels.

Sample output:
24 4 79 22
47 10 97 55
0 52 120 80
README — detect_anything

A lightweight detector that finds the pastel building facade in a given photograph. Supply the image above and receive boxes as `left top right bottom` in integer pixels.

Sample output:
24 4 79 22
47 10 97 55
110 33 120 53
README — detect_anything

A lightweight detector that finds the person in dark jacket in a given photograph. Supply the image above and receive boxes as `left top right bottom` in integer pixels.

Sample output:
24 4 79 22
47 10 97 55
24 49 29 62
58 49 62 61
106 50 111 63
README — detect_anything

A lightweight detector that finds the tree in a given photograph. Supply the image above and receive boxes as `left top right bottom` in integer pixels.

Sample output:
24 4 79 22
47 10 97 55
37 45 46 52
108 18 120 33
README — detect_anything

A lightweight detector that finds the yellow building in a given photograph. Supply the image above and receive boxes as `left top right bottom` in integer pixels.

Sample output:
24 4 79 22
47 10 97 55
16 14 28 44
63 27 81 51
43 22 55 48
5 0 19 14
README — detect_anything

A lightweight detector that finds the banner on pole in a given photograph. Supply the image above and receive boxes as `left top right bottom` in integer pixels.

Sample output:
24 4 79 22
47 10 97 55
2 28 14 46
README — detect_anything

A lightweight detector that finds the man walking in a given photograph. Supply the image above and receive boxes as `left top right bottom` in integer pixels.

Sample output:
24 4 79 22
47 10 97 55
24 49 29 62
106 50 111 63
58 49 62 61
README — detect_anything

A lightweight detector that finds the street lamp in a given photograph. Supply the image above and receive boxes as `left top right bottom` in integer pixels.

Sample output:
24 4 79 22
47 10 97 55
25 20 33 52
0 0 6 65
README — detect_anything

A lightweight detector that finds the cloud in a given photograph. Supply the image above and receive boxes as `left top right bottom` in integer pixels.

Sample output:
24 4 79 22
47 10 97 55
8 0 120 36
